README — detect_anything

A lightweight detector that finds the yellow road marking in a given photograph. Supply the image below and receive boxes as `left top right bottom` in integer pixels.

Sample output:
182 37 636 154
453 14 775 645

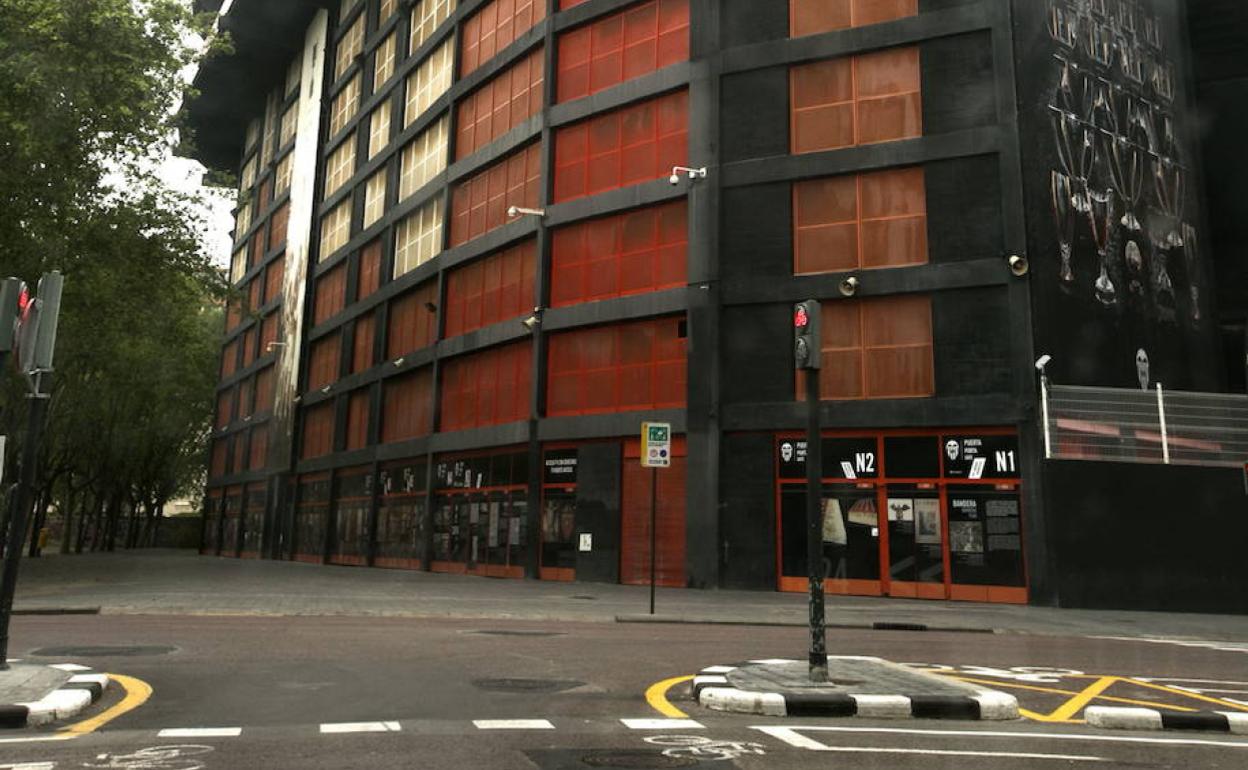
645 675 693 718
950 676 1195 713
1126 679 1248 713
1046 675 1119 722
59 674 153 736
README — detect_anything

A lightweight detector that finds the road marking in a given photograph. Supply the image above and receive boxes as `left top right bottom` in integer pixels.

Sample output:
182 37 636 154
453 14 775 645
157 728 242 738
954 675 1193 715
644 675 693 718
61 674 153 737
749 723 1248 749
319 721 401 734
1047 676 1119 722
0 763 55 769
755 727 1106 762
49 664 90 672
623 718 704 730
0 736 75 746
472 719 554 730
1139 677 1248 687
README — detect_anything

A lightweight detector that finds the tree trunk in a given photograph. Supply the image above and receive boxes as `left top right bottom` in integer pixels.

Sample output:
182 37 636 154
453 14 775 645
60 487 77 555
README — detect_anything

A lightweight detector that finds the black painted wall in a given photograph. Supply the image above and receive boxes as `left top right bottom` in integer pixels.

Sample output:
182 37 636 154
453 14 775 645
574 441 622 584
719 432 778 589
1043 460 1248 612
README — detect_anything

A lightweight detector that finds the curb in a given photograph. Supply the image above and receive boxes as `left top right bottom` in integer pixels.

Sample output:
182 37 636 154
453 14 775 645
0 665 109 729
1086 706 1248 734
692 661 1018 721
615 615 996 634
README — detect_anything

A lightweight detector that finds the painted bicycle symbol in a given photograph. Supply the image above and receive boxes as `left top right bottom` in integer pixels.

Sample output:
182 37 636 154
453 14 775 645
83 745 214 770
643 735 767 761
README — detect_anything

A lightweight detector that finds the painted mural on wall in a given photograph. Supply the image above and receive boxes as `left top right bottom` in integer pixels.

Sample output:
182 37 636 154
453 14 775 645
1026 0 1220 390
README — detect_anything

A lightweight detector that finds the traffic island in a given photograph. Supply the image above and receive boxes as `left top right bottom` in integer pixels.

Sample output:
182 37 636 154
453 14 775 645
0 662 109 728
692 657 1018 720
1086 706 1248 734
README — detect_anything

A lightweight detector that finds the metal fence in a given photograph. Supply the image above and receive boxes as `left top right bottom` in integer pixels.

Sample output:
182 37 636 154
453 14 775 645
1042 382 1248 467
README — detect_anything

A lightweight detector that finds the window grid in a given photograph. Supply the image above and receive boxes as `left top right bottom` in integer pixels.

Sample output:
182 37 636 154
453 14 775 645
382 368 434 443
792 166 928 274
439 341 532 431
280 104 298 147
404 39 454 128
320 199 353 261
443 239 537 337
368 101 392 159
550 200 687 307
459 0 546 78
790 47 921 155
275 154 294 196
363 169 387 229
455 47 545 160
358 239 383 299
330 74 362 137
379 0 398 25
335 13 366 82
553 90 688 203
411 0 456 55
325 135 357 199
374 32 397 93
556 0 689 103
546 317 687 416
399 115 449 199
234 199 252 242
790 0 917 37
230 248 247 284
796 295 934 400
450 142 542 247
387 281 439 359
394 197 444 277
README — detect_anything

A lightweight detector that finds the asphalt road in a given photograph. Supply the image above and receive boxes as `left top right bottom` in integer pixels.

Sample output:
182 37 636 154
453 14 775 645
3 614 1248 769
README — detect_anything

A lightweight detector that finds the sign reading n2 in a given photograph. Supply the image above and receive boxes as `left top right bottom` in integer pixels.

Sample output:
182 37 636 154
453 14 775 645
641 422 671 468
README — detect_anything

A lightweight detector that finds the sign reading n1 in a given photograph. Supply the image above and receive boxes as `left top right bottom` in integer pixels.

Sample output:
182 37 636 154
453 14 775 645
641 422 671 468
943 435 1020 479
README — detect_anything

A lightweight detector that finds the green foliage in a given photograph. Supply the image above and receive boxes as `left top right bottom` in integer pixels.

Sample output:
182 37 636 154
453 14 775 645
0 0 226 530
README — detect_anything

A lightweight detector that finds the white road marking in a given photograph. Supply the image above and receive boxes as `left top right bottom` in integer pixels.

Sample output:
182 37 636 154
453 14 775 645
472 719 555 730
0 763 56 769
1137 677 1248 687
0 736 75 745
48 664 90 672
157 728 242 738
749 724 1248 749
1093 636 1248 654
319 721 401 734
755 727 1105 761
622 718 705 730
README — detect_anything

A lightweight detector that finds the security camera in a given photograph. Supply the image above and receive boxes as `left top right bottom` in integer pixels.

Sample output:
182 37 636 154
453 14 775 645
1008 254 1029 277
1035 354 1052 371
507 205 519 218
839 276 859 297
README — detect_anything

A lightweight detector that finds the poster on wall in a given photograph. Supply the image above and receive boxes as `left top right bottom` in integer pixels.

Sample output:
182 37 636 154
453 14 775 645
915 498 942 544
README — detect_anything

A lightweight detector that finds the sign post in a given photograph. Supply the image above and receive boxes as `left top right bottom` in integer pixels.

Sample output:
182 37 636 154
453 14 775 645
641 421 670 615
794 300 828 683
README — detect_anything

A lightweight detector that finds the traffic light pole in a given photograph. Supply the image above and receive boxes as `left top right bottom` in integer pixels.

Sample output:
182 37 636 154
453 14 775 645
805 371 828 682
0 380 49 669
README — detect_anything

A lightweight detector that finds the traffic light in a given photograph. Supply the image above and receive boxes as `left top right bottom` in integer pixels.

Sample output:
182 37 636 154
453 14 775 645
6 272 62 376
794 299 821 370
0 278 23 356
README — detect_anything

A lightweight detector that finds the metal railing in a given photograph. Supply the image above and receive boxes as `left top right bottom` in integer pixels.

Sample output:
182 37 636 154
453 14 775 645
1041 380 1248 467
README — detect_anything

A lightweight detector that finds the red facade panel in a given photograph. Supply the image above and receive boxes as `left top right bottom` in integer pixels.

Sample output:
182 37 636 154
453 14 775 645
300 402 335 460
216 389 233 429
210 438 228 477
621 452 686 586
346 389 370 451
550 200 686 307
307 335 341 391
386 281 439 359
556 0 689 103
790 0 917 36
353 313 376 373
381 368 434 443
459 0 546 77
314 263 347 326
221 339 239 378
269 202 290 251
439 341 532 432
546 316 686 416
259 313 279 354
456 47 545 160
443 239 537 337
450 143 543 247
553 90 688 203
248 427 268 470
264 256 285 304
358 238 382 300
254 366 275 413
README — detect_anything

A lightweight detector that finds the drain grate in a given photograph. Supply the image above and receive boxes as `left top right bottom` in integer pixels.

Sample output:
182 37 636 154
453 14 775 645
579 750 697 768
471 630 565 637
472 678 584 693
31 645 176 657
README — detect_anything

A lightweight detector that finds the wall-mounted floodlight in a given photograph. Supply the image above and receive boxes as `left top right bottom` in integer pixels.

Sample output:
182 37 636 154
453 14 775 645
424 302 438 313
839 276 859 297
265 341 287 352
1035 354 1052 372
320 385 332 394
1009 254 1030 277
393 357 406 368
521 306 543 333
669 166 708 185
507 205 546 218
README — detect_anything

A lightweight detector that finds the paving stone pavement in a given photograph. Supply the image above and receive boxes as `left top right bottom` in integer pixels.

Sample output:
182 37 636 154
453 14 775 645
728 659 983 697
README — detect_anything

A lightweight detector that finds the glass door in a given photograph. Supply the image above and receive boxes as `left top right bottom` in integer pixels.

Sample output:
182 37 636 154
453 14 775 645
779 483 882 595
884 484 945 599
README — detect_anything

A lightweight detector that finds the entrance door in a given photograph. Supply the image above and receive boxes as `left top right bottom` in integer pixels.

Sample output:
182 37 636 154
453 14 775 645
884 484 945 599
778 483 882 595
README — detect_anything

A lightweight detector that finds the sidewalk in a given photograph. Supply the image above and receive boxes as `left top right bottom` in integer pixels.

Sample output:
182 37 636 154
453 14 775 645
11 550 1248 641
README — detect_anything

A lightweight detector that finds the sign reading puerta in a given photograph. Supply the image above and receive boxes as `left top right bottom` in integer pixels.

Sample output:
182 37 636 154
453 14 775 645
777 435 1021 480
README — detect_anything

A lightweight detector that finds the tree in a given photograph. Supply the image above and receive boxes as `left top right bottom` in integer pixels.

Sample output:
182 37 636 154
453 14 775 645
0 0 228 552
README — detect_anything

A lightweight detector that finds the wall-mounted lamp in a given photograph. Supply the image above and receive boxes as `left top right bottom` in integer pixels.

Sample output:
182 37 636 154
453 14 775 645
507 205 546 219
669 166 708 185
521 306 543 333
424 302 438 313
839 276 859 297
393 357 406 367
320 385 332 394
1035 354 1052 373
265 341 287 352
1008 254 1030 277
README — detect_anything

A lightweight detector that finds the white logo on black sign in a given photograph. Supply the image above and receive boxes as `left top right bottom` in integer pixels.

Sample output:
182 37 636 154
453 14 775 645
945 440 960 462
780 442 794 463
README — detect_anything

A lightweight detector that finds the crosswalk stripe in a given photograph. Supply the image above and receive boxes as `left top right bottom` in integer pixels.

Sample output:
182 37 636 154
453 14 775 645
621 718 704 730
320 722 401 734
472 719 555 730
157 728 242 738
